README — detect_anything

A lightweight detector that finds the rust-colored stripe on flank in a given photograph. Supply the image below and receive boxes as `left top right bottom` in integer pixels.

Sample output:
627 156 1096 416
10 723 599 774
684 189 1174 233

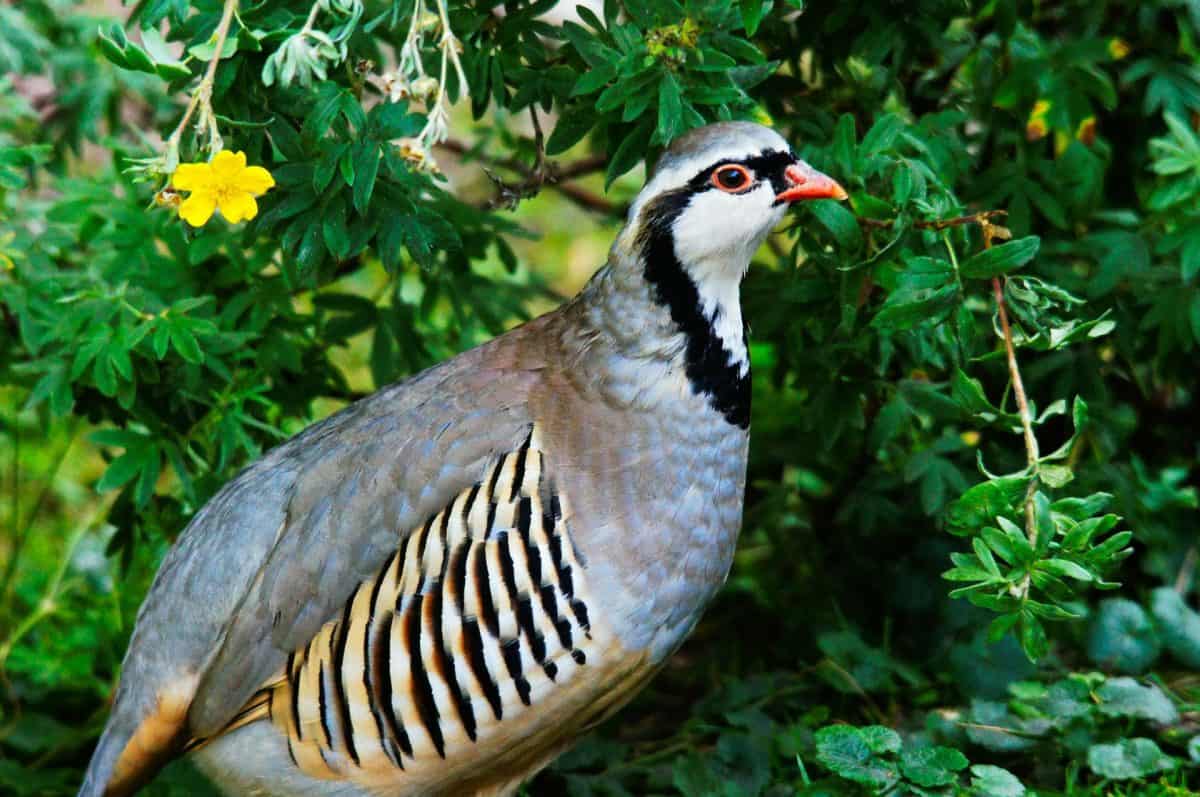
570 597 591 632
287 651 303 740
500 638 532 706
329 589 360 765
462 482 482 527
484 455 505 536
462 616 502 720
364 552 403 768
405 594 445 758
516 498 539 582
373 611 411 761
548 529 574 598
510 440 529 502
485 454 506 504
449 542 471 617
474 542 500 638
430 578 477 741
415 515 436 565
541 584 572 650
502 531 547 668
316 660 333 749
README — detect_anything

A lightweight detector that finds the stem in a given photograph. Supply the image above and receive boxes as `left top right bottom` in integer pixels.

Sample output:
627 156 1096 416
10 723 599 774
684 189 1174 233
993 276 1040 555
435 139 620 214
0 497 103 669
0 419 80 604
1176 545 1197 595
164 0 239 151
858 209 1008 231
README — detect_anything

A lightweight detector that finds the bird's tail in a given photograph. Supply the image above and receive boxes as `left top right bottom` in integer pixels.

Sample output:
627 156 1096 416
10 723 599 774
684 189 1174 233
77 677 197 797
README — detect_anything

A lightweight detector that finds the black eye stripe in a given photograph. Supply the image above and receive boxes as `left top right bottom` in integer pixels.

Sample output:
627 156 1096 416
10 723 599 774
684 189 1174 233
686 148 796 195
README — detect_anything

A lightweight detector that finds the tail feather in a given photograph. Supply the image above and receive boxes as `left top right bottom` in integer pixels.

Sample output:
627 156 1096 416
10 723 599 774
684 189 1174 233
77 675 198 797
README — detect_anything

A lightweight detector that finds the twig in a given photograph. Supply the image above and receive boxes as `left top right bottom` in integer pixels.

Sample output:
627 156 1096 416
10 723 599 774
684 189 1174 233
0 419 80 605
994 276 1041 564
164 0 239 154
436 138 617 214
857 209 1008 231
1176 545 1197 595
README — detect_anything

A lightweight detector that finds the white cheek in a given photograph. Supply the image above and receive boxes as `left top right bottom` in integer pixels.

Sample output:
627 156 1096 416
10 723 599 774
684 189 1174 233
672 185 782 268
670 187 782 377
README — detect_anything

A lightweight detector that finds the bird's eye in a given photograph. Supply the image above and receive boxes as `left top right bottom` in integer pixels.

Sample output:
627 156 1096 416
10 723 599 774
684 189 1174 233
712 165 752 193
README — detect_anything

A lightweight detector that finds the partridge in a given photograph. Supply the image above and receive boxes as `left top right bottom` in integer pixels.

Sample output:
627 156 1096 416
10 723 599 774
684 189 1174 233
79 121 846 797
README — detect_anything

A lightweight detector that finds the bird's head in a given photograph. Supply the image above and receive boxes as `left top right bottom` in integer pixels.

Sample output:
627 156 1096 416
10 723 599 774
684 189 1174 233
622 121 846 280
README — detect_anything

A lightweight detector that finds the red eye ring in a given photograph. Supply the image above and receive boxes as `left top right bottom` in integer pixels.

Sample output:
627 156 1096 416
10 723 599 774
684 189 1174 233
711 164 753 193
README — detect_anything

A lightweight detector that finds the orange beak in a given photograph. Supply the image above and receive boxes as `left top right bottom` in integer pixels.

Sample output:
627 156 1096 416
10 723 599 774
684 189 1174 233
775 162 848 203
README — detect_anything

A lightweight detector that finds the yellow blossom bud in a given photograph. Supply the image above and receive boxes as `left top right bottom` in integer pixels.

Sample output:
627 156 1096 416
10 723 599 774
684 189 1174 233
1108 38 1130 59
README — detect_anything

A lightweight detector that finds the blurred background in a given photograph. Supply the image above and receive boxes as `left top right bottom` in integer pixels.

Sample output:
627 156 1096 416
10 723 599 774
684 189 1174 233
2 0 1199 795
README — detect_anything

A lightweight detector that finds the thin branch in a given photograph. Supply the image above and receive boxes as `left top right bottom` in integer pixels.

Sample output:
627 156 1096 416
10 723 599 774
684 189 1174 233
994 276 1041 560
1176 545 1198 595
858 209 1009 232
436 138 617 214
165 0 239 152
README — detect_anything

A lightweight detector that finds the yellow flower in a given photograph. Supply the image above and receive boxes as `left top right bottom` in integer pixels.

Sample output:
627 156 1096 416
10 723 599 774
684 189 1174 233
171 150 275 227
1108 38 1130 59
1026 99 1052 141
1076 116 1097 146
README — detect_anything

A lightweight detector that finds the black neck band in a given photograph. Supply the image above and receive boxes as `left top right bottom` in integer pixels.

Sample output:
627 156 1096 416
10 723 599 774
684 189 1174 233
636 191 751 429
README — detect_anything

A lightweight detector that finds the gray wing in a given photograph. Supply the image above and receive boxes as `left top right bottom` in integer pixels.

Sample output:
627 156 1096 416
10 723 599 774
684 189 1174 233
82 347 544 796
190 362 541 733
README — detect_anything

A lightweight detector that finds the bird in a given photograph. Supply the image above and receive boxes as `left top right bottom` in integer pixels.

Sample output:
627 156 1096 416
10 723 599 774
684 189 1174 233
79 120 847 797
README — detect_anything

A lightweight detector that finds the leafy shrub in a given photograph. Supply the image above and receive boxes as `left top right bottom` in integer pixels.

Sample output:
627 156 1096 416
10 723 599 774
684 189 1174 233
1 0 1198 795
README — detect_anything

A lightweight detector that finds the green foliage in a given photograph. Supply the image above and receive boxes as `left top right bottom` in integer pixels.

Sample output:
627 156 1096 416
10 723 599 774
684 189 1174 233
2 0 1199 795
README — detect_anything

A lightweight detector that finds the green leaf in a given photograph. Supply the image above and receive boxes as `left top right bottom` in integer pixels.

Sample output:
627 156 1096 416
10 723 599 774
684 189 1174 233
899 746 968 787
656 72 683 144
859 726 901 755
571 61 617 97
352 143 380 214
969 764 1025 796
871 285 958 331
959 236 1041 279
809 199 862 250
814 726 900 789
1038 558 1093 582
546 103 594 156
1019 613 1048 662
739 0 770 35
605 120 652 189
1087 599 1162 674
860 113 904 155
1150 587 1200 668
945 476 1028 534
1096 677 1180 724
1088 738 1178 780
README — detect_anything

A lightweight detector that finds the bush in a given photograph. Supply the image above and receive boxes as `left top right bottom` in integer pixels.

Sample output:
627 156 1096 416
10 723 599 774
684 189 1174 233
1 0 1198 794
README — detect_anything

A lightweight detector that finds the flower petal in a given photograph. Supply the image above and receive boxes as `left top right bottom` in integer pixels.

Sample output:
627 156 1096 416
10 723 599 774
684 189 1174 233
179 191 217 227
172 163 214 192
237 165 276 195
218 191 258 223
211 149 247 181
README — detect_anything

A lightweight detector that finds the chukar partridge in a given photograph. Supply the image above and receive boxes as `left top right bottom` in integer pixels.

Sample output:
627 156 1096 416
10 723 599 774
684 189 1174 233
79 121 846 797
